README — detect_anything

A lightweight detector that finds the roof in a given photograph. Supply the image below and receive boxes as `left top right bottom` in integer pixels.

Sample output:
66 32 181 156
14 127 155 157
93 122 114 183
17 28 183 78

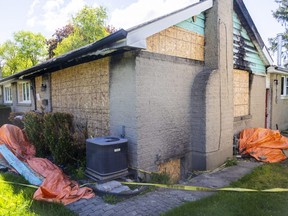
267 66 288 75
0 0 212 84
233 0 273 66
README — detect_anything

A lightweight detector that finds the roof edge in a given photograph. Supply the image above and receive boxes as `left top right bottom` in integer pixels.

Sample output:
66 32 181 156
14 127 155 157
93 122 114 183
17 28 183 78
0 29 128 84
267 66 288 74
125 0 213 48
234 0 272 66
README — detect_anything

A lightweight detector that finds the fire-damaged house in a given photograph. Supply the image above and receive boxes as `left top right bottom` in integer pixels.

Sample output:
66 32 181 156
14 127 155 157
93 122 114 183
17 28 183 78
0 0 284 179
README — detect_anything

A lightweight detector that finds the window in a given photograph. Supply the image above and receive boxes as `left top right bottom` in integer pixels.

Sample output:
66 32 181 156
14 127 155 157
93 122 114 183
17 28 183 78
281 76 288 96
18 81 31 103
233 69 250 117
3 84 12 103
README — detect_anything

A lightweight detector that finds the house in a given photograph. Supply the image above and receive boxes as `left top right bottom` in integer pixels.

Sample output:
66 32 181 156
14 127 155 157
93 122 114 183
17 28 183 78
0 0 278 178
266 66 288 130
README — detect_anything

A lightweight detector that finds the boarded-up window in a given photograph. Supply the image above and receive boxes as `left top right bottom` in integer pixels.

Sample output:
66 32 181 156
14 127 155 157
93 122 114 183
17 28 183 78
234 69 249 117
146 26 204 61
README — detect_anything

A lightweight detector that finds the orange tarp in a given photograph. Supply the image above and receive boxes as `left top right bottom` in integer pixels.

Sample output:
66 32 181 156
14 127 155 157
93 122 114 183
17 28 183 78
0 124 94 205
239 128 288 163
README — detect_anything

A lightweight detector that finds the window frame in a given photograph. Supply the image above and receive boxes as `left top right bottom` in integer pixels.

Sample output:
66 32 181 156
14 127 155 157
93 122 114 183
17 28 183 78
233 69 250 119
280 76 288 98
17 81 31 104
3 84 12 104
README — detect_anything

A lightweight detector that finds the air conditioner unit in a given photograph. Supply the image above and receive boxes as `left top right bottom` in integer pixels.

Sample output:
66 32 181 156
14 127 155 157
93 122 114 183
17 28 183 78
85 136 128 181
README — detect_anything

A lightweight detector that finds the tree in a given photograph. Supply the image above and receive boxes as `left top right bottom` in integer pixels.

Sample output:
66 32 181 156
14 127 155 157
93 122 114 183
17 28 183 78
0 40 23 77
269 0 288 65
0 31 47 77
14 31 47 65
46 24 74 58
53 6 109 56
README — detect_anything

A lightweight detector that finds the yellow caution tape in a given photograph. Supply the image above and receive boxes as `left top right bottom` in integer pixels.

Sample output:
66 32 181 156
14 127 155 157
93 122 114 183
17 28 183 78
0 180 39 189
121 182 288 193
261 188 288 192
218 187 257 192
121 182 214 191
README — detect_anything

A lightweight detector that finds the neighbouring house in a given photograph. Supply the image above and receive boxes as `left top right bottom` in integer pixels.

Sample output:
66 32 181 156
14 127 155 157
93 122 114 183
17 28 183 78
0 0 280 178
266 66 288 131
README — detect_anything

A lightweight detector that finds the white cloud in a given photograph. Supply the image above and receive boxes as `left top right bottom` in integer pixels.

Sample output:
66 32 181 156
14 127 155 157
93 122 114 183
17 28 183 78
109 0 199 30
26 0 89 36
28 0 40 16
40 0 83 32
25 0 199 38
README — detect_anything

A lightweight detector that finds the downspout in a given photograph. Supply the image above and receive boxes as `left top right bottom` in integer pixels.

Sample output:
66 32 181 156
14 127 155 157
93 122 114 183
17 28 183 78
277 33 283 67
31 78 37 111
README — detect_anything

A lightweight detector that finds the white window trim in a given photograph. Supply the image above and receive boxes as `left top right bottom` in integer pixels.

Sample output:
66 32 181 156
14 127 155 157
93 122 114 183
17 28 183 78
3 84 12 104
280 76 288 99
17 81 31 104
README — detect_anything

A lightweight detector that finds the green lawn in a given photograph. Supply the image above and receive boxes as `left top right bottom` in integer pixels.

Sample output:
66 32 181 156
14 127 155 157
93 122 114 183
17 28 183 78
0 172 75 216
163 163 288 216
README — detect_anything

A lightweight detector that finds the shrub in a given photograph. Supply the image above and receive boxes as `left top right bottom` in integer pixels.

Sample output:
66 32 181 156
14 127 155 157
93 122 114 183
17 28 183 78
43 112 75 165
23 112 48 157
23 111 86 166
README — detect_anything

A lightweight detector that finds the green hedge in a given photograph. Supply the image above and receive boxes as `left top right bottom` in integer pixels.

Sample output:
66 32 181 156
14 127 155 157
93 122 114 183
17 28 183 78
23 112 85 165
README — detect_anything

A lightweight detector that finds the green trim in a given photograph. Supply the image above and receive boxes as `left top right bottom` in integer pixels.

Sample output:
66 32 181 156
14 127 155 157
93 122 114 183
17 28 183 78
175 13 205 35
233 12 266 75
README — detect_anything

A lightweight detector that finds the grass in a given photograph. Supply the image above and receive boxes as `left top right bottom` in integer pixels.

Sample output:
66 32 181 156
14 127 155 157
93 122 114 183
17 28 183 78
163 163 288 216
224 157 238 167
0 172 76 216
102 194 123 204
150 172 171 184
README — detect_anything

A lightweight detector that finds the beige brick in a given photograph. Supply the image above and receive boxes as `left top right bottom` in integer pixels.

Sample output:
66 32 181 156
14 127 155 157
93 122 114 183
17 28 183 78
51 58 110 136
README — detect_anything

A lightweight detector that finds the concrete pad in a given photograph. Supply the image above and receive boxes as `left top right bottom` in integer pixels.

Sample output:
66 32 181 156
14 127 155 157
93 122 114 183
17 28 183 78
187 160 262 188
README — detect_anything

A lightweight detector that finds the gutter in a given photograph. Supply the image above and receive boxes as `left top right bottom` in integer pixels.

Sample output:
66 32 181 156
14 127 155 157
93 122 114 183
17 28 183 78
267 66 288 75
0 29 128 84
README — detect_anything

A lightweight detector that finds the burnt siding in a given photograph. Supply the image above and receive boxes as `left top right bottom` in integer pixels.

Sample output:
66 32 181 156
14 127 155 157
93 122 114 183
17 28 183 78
176 13 205 35
233 12 266 75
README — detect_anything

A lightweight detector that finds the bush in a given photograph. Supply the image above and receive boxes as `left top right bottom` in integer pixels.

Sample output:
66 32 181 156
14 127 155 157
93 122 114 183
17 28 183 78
23 112 48 157
23 111 86 166
43 112 75 165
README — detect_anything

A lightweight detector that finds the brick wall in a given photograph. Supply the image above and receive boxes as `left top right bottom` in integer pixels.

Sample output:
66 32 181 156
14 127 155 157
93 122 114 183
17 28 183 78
135 52 204 173
109 52 138 168
51 58 110 137
146 26 204 61
190 0 234 170
109 51 205 174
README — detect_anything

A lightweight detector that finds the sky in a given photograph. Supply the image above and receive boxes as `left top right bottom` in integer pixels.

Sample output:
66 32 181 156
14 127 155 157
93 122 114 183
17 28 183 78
0 0 285 60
